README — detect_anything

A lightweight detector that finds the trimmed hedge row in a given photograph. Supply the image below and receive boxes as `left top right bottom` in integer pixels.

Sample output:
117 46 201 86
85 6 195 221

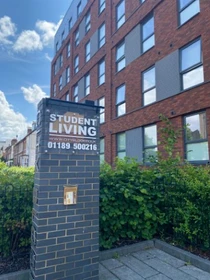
0 163 34 256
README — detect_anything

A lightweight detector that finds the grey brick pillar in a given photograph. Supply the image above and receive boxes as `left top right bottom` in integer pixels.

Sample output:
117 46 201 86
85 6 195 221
30 98 100 280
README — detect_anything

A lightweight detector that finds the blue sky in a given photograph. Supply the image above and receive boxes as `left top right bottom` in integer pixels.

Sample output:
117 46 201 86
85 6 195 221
0 0 72 141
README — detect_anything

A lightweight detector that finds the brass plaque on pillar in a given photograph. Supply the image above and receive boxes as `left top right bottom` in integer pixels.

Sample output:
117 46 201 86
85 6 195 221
64 186 78 205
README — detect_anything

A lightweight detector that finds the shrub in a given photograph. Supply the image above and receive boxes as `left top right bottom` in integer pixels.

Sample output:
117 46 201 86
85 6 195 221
100 158 165 249
0 166 34 256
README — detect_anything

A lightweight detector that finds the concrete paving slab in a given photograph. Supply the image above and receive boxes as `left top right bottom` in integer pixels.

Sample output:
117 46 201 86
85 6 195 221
144 258 197 280
112 265 144 280
149 248 186 268
120 255 158 278
101 259 123 270
180 265 210 280
146 274 171 280
132 250 156 261
99 264 119 280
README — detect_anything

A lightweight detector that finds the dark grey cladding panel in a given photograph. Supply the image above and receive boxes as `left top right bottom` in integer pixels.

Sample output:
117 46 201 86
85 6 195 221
125 24 141 66
78 77 85 101
79 17 86 42
90 30 98 58
126 127 143 162
156 50 180 101
62 70 66 88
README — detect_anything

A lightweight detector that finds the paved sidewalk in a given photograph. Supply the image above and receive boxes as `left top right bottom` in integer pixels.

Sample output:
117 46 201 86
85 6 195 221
99 248 210 280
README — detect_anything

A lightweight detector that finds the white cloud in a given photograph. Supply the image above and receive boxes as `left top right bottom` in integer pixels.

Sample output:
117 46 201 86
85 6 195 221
13 30 43 53
21 84 48 106
0 16 16 45
36 19 62 46
0 91 30 141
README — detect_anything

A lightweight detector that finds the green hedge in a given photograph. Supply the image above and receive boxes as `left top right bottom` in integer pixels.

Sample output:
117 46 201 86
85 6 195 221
0 163 34 256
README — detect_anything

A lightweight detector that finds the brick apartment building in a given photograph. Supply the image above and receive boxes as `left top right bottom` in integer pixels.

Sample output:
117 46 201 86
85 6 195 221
50 0 210 165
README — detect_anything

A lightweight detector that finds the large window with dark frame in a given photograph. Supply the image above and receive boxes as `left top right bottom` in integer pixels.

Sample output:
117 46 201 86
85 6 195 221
77 2 81 18
142 14 155 53
74 55 79 74
143 124 157 162
59 76 62 91
98 23 105 48
116 0 125 29
142 66 156 106
179 0 200 25
100 138 105 162
98 97 105 123
69 18 72 32
116 84 126 117
53 83 56 97
117 132 126 159
85 73 90 96
116 41 125 72
73 84 78 102
98 59 105 85
85 10 91 33
66 67 70 83
184 112 209 162
180 38 203 90
67 42 70 57
85 41 90 62
59 54 63 68
65 91 70 101
75 28 79 46
99 0 106 14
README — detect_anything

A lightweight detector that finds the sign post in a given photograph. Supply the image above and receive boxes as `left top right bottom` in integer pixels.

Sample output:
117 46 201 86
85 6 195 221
30 98 100 280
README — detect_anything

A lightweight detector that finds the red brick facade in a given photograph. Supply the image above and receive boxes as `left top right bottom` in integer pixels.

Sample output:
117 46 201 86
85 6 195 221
51 0 210 165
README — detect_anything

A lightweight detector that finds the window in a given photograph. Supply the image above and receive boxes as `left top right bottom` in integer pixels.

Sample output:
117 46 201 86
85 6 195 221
85 73 90 96
98 97 105 123
85 10 91 33
56 42 58 52
98 59 105 85
65 91 70 101
53 63 56 76
61 31 64 43
100 138 105 162
142 15 155 53
59 76 62 91
117 132 126 158
116 84 126 117
75 28 79 46
180 38 203 90
179 0 200 25
66 67 70 83
116 41 125 72
67 42 70 57
98 23 105 48
73 84 78 102
99 0 106 14
69 18 72 32
77 2 81 18
85 41 90 62
53 83 56 97
143 124 157 162
142 66 156 106
184 112 209 162
59 54 63 68
116 0 125 29
74 55 79 74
